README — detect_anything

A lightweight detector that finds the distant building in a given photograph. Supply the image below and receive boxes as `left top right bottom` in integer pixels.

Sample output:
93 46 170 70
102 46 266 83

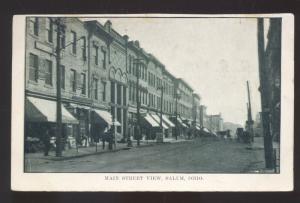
192 93 201 126
207 113 224 133
174 78 194 124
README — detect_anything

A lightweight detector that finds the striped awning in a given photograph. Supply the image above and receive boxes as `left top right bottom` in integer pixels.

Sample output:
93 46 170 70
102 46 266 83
150 114 169 129
144 114 160 127
26 97 79 124
94 109 121 126
161 115 175 127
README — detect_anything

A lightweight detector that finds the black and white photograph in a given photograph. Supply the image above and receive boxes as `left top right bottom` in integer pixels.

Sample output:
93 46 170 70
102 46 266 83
11 14 294 191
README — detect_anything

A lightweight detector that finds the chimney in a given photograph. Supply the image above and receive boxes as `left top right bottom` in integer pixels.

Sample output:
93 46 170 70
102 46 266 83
104 20 112 32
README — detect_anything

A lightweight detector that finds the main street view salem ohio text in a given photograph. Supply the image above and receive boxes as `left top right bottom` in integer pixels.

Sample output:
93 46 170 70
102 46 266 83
24 17 281 173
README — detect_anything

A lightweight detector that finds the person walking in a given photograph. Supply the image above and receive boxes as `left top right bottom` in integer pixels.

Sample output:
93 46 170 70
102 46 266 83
102 127 108 150
108 127 114 150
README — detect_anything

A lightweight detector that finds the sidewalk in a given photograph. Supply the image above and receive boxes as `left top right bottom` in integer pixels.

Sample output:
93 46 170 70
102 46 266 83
25 137 189 162
245 136 280 173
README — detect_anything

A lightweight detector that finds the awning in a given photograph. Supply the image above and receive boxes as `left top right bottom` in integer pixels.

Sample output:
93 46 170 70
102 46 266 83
144 114 160 127
69 103 90 110
178 117 188 128
94 109 121 126
162 115 175 127
26 97 79 124
203 127 210 133
150 114 169 129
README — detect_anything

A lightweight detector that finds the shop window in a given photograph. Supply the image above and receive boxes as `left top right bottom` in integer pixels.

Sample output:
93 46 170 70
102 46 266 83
45 60 52 85
29 53 38 82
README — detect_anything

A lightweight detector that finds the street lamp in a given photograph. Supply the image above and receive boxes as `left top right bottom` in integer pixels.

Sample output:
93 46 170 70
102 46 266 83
157 85 164 143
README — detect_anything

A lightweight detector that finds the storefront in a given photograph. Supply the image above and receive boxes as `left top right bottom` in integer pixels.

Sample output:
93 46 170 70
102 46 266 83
92 109 121 144
149 113 170 139
141 113 160 140
25 96 79 153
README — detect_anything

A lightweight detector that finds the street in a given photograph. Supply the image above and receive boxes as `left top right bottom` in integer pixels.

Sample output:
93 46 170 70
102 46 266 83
26 137 266 173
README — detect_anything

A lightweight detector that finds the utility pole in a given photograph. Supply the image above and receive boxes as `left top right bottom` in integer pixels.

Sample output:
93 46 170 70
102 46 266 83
134 58 142 146
174 90 180 140
55 17 63 157
246 81 254 142
157 85 164 142
257 18 274 169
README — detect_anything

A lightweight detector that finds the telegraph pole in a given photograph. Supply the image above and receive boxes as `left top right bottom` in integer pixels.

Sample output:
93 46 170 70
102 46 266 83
134 58 142 146
174 90 180 140
246 81 254 142
158 85 164 142
257 18 274 169
55 17 63 157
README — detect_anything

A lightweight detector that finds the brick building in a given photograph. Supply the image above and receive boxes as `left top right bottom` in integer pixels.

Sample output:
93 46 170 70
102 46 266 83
25 17 202 149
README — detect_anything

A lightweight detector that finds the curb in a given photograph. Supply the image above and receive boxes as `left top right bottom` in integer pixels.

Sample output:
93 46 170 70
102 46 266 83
42 147 131 161
31 139 192 161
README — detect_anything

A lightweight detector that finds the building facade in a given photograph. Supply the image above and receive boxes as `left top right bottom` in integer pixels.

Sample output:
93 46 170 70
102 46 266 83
174 78 194 123
207 114 224 133
25 17 203 149
192 93 201 126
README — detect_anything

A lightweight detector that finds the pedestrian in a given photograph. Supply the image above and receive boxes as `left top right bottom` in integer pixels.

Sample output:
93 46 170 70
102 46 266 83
43 128 51 156
102 127 108 150
108 127 114 150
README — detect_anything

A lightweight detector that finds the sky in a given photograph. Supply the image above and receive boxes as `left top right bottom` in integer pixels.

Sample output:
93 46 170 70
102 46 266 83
83 17 265 126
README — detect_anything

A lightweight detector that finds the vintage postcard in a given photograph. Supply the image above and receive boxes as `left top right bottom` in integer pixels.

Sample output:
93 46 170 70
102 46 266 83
11 14 294 191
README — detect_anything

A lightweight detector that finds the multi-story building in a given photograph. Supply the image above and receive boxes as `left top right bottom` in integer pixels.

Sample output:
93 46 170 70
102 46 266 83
207 114 224 133
25 17 202 149
192 93 201 127
25 17 91 146
199 105 209 129
174 78 194 124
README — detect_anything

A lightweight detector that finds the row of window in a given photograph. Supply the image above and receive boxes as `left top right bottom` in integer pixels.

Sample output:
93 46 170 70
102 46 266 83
128 83 147 105
29 18 87 60
127 56 147 82
110 82 126 106
178 103 192 118
29 53 107 100
93 45 106 68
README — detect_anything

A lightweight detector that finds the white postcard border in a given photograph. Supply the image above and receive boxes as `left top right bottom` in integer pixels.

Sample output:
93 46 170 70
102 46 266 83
11 14 294 191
